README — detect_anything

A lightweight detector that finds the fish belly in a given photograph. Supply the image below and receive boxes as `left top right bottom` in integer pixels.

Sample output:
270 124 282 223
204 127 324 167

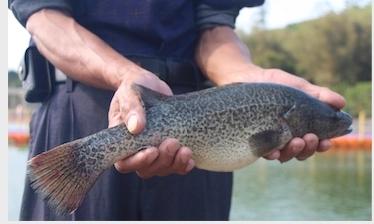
192 143 259 172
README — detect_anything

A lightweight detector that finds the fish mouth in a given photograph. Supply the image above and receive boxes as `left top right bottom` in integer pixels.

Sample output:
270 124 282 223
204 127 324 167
341 126 353 135
336 111 353 136
336 111 353 122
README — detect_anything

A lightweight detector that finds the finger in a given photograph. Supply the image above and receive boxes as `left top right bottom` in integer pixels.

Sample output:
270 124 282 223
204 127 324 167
137 138 180 178
171 146 194 174
157 80 173 96
114 147 158 174
185 159 195 174
132 74 173 96
263 150 280 160
117 84 146 134
108 93 122 128
296 134 319 161
317 139 332 152
305 85 346 110
278 138 305 163
265 69 345 110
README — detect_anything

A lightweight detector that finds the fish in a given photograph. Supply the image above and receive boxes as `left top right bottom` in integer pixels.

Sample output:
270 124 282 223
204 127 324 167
27 82 352 215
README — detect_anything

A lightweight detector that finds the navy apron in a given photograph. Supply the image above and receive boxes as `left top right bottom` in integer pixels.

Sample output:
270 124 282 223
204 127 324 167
20 57 233 221
17 0 265 220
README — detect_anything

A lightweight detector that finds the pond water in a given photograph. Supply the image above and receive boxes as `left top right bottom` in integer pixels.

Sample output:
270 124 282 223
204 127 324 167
8 147 371 221
231 150 372 220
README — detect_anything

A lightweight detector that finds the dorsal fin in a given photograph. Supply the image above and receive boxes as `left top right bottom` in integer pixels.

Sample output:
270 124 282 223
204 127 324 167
131 84 170 107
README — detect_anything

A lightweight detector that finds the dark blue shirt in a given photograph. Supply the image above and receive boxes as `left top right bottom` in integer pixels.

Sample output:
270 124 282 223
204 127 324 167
9 0 265 60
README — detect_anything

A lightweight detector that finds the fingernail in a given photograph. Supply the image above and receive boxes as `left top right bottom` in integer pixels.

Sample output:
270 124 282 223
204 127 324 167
127 114 138 133
181 148 190 164
297 156 308 161
291 146 299 153
181 155 189 164
185 159 195 172
270 151 280 160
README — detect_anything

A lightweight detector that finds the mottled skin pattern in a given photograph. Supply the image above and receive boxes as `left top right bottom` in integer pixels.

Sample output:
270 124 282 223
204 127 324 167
27 82 352 215
74 82 352 175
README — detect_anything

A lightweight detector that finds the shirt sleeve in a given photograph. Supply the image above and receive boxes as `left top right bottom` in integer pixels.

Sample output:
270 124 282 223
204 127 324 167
200 0 265 9
196 4 239 30
196 0 265 30
8 0 72 27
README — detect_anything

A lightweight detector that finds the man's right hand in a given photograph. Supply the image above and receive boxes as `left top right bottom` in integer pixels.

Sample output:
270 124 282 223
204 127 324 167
26 9 195 178
108 69 172 133
108 70 195 178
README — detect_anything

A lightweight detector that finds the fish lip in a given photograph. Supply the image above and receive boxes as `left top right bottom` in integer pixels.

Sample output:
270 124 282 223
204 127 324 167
335 110 353 136
341 126 353 135
337 111 353 123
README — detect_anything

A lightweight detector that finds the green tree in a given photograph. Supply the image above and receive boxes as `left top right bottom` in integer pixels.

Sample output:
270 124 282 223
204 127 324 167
341 82 371 117
241 4 371 86
240 4 372 117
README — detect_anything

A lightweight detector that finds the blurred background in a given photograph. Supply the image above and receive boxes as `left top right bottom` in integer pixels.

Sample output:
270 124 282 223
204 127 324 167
8 0 372 221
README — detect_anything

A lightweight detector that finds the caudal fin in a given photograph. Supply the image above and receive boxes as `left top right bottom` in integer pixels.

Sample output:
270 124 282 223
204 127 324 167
27 140 99 215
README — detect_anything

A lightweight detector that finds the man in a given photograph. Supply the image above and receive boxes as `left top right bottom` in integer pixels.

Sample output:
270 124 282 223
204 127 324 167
9 0 345 221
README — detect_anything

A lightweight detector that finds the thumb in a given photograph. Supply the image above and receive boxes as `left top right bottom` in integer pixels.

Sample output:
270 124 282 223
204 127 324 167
125 112 145 134
158 80 173 96
108 98 122 128
120 86 146 135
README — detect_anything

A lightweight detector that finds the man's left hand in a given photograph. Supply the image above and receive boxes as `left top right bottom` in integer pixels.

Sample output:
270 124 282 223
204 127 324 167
227 65 346 163
195 26 346 163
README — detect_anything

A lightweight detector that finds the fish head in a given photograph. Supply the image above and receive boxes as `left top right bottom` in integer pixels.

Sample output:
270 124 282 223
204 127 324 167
309 108 352 139
283 98 353 139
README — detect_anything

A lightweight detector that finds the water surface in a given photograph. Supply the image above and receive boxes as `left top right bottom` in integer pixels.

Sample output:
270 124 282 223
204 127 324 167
8 148 371 220
230 150 371 220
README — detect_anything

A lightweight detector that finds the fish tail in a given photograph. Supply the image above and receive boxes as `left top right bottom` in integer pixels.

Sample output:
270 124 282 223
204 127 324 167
27 139 100 215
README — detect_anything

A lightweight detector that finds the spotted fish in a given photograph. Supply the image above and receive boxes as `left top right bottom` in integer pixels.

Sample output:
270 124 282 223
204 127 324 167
27 82 352 215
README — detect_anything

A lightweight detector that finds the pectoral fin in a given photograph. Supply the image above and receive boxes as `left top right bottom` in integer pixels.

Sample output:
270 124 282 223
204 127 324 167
283 104 297 121
249 120 293 157
249 130 282 157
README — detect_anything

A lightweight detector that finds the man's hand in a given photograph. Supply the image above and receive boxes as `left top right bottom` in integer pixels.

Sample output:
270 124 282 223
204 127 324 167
254 68 345 162
26 9 194 178
221 65 346 162
113 138 195 179
108 70 195 178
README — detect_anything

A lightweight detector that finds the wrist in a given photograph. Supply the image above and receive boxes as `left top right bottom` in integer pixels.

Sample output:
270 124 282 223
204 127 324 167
104 60 148 90
211 63 265 86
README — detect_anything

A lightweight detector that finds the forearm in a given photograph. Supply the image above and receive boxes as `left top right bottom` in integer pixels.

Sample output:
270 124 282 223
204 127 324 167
26 9 144 90
195 26 262 85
